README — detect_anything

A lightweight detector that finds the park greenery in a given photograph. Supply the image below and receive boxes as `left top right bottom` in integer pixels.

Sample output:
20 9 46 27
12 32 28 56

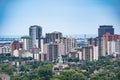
0 54 120 80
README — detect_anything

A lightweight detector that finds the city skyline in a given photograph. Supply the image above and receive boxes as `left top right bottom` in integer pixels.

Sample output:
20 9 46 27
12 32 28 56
0 0 120 36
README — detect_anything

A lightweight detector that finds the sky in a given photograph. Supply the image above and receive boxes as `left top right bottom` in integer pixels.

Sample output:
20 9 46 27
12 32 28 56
0 0 120 36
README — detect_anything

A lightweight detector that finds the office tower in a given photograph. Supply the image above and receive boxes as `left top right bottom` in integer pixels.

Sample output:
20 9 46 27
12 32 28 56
45 31 63 43
98 25 114 37
82 46 98 61
29 25 42 48
21 36 32 50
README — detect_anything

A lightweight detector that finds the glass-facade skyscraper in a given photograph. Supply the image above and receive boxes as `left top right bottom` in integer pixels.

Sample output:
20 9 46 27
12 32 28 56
29 25 42 48
98 25 114 37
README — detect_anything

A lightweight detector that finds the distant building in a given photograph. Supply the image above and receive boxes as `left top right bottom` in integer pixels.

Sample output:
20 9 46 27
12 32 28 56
68 51 79 59
108 41 115 55
11 41 23 55
13 50 19 57
62 37 77 54
40 37 44 53
96 25 120 56
53 63 69 73
101 33 120 56
108 39 120 55
0 45 11 54
19 50 33 58
21 36 32 50
68 45 98 61
88 38 98 46
115 39 120 54
39 53 47 61
29 25 42 48
81 46 98 61
0 74 10 80
98 25 114 37
44 42 65 62
31 48 41 61
44 31 63 43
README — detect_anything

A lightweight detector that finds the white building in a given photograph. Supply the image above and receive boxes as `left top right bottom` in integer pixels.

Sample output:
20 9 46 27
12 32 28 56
33 53 40 61
81 45 98 61
31 48 41 61
13 50 19 57
108 41 115 55
21 36 32 50
0 45 11 54
93 46 98 61
68 45 98 61
115 39 120 54
63 37 77 54
40 37 44 53
108 39 120 55
78 50 82 60
20 50 33 58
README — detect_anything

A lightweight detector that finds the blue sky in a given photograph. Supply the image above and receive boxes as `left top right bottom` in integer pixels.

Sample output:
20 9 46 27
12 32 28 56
0 0 120 36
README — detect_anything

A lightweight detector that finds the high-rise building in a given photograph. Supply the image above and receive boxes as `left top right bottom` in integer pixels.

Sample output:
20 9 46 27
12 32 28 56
97 32 120 56
29 25 42 48
108 39 120 55
115 39 120 54
82 46 98 61
108 41 116 55
45 31 63 43
44 42 65 62
98 25 114 37
102 33 120 55
21 36 32 50
62 37 77 54
40 37 44 53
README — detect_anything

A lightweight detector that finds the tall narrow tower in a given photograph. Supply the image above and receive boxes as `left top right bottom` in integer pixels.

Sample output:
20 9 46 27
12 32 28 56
29 25 42 48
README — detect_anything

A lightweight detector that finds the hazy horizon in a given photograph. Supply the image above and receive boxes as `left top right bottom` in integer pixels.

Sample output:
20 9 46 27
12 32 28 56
0 0 120 36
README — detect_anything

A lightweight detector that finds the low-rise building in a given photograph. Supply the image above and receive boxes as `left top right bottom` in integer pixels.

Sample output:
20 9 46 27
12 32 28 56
0 74 10 80
0 45 11 54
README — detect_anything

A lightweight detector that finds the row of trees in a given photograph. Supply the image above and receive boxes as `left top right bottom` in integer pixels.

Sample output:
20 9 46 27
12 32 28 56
51 69 86 80
0 54 32 62
0 54 120 80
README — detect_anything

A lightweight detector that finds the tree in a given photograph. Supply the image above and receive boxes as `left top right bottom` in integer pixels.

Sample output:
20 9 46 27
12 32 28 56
52 69 86 80
11 75 21 80
72 72 87 80
19 64 29 72
36 67 53 80
0 64 16 75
